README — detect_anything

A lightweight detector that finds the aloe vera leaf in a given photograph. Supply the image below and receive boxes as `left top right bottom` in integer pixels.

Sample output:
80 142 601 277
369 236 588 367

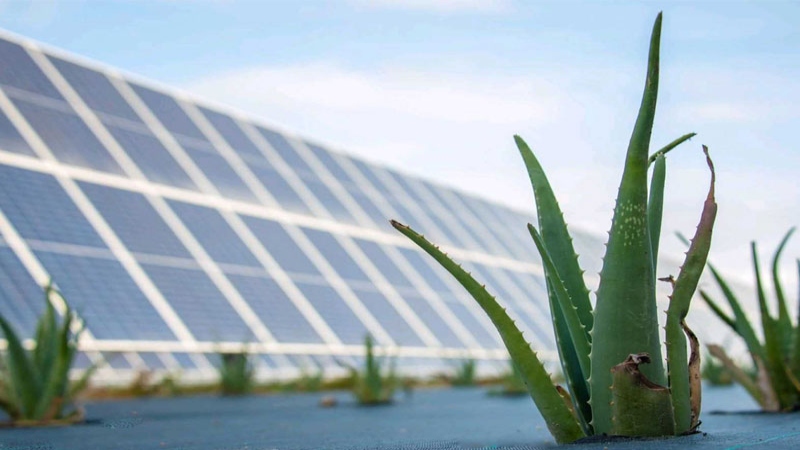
665 146 716 433
590 13 665 435
771 228 795 353
528 223 592 431
392 220 584 443
683 321 702 431
707 344 766 408
697 257 766 365
647 154 666 279
753 242 798 409
33 285 58 387
515 135 592 333
647 133 697 165
791 260 800 376
610 353 675 437
33 305 76 419
0 316 38 417
699 290 736 329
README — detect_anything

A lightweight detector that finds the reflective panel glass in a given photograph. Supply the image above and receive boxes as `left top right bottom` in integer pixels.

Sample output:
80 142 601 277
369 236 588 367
168 200 260 268
107 124 197 190
0 107 34 156
13 98 124 174
48 55 141 122
181 143 258 204
295 281 367 345
0 38 62 100
36 250 177 341
241 216 320 277
0 245 45 338
79 182 190 258
0 165 106 248
142 264 250 342
227 274 323 344
129 83 207 142
301 228 368 283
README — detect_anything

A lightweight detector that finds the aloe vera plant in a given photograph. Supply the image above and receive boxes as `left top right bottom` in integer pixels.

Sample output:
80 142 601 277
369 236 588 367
450 359 477 387
392 13 718 443
341 335 397 405
697 228 800 411
218 349 254 396
0 282 97 425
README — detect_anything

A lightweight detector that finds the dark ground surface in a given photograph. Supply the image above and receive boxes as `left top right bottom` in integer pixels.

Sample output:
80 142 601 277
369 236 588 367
1 384 799 450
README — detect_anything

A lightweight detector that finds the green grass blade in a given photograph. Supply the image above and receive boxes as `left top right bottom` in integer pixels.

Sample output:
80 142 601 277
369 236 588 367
591 12 665 435
528 223 592 432
0 316 38 417
647 133 697 165
665 146 716 433
771 228 795 353
392 220 584 443
515 135 592 334
647 154 666 280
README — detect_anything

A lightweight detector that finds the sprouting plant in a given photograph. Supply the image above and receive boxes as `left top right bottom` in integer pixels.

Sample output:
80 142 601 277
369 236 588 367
450 359 477 387
340 335 397 405
0 282 97 425
393 12 718 443
218 348 254 396
695 227 800 411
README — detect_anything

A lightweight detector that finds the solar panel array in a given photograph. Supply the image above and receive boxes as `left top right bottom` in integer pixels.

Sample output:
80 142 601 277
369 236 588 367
0 31 730 384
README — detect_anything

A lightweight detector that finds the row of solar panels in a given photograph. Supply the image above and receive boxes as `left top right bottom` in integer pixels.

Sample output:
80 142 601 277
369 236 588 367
0 32 583 380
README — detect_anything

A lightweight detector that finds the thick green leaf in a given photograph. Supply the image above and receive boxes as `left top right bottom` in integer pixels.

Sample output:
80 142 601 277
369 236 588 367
33 305 76 419
753 242 798 409
771 228 795 353
528 223 592 432
647 133 697 165
665 146 716 433
699 290 735 329
515 135 592 334
32 284 58 387
647 154 666 279
591 13 665 435
692 253 766 366
0 315 41 418
791 260 800 376
392 220 584 443
610 354 675 437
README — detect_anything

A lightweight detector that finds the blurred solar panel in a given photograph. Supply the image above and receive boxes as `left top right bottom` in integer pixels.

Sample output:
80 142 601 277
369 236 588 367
0 31 627 382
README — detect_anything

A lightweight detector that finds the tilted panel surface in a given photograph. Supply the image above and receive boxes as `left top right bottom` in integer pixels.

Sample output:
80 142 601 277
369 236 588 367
0 31 585 382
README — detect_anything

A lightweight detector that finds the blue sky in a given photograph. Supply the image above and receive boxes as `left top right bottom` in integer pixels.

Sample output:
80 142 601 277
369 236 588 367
0 1 798 281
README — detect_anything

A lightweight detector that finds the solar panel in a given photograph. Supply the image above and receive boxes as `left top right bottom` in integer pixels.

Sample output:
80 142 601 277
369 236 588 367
0 31 654 382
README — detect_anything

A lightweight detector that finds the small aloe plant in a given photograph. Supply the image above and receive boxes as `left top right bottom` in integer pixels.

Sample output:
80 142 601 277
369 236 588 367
0 282 97 426
218 348 254 396
393 13 718 443
340 335 397 405
450 359 477 387
697 228 800 411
